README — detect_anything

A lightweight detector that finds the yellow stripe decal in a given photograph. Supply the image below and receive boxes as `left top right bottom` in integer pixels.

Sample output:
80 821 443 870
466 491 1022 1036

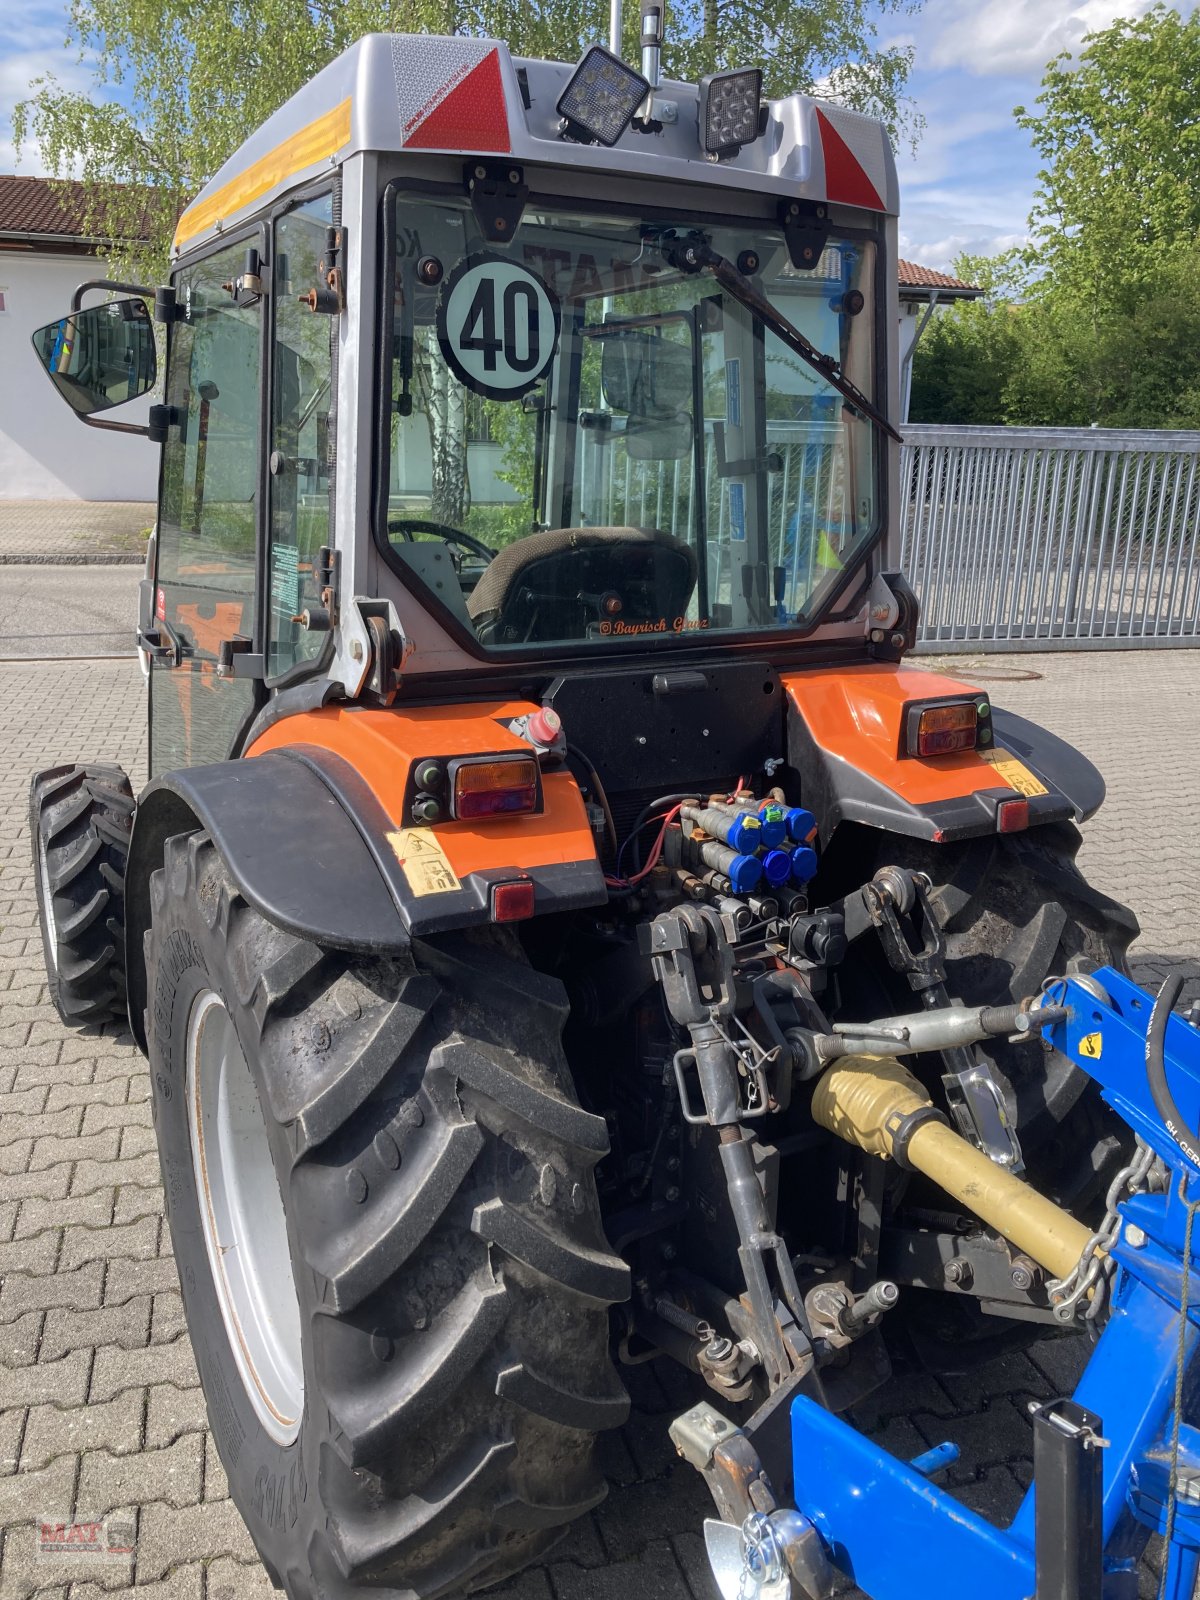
174 98 352 250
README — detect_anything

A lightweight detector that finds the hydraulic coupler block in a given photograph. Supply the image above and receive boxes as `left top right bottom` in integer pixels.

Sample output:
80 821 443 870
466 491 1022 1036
811 1056 1091 1281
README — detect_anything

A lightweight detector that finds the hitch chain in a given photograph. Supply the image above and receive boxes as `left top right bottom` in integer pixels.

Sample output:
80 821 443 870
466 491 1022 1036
1047 1135 1164 1325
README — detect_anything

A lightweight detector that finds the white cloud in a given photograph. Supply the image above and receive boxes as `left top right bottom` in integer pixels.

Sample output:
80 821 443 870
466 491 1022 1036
898 226 1027 271
0 42 93 174
920 0 1176 77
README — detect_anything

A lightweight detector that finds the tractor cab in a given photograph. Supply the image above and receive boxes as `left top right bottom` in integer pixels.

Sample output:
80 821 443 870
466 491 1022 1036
32 29 904 780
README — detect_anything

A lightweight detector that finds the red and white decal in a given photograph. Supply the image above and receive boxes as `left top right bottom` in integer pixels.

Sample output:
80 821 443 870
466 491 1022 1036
815 105 886 212
395 39 510 154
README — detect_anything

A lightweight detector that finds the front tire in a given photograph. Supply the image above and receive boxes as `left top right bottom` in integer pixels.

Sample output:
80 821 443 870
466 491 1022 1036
30 763 134 1026
146 831 630 1598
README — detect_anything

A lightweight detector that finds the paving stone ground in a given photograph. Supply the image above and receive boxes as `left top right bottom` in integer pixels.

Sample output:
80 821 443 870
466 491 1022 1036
0 648 1196 1599
0 505 153 566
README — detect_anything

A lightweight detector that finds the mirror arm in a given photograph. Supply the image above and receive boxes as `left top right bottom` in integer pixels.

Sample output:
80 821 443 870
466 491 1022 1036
70 278 157 313
75 414 152 438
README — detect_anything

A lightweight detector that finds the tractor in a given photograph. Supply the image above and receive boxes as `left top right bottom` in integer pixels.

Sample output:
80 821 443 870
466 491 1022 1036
28 16 1143 1600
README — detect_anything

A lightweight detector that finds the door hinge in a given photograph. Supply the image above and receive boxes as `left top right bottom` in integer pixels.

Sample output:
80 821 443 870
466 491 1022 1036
216 636 265 680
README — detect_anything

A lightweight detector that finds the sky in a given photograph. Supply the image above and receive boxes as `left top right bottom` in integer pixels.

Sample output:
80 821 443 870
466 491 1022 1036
1 0 1196 272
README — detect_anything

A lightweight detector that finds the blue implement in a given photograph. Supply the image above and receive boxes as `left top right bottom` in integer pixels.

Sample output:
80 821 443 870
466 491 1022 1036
778 969 1200 1600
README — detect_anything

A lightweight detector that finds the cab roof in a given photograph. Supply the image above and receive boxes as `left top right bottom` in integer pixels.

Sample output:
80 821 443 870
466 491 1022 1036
174 33 898 257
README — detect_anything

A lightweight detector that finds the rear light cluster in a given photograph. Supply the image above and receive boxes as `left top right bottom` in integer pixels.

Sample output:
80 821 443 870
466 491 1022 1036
409 754 541 825
454 757 538 819
905 696 992 758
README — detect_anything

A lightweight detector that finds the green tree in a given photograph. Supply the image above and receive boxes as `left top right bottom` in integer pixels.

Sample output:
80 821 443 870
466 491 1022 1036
915 6 1200 430
17 0 924 280
1014 3 1200 314
909 252 1023 425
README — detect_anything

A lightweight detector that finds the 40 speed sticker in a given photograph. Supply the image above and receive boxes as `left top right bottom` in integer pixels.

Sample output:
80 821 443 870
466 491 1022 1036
436 253 560 401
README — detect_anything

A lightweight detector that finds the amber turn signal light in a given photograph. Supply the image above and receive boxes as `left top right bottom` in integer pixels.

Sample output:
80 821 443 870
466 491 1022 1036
452 756 539 820
906 700 980 758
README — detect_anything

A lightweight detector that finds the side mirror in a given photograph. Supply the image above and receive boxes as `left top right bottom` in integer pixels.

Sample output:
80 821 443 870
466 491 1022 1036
32 297 157 418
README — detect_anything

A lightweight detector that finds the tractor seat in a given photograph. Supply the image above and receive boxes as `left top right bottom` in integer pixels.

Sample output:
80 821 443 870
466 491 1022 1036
467 526 697 645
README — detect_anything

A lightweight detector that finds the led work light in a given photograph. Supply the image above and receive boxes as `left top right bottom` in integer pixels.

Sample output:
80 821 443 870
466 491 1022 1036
558 46 650 146
699 67 763 157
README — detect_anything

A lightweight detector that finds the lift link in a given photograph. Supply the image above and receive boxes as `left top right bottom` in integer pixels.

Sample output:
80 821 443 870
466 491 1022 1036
647 904 814 1387
862 867 1025 1171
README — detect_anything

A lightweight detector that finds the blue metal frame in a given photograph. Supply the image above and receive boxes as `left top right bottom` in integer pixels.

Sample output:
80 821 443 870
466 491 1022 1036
789 969 1200 1600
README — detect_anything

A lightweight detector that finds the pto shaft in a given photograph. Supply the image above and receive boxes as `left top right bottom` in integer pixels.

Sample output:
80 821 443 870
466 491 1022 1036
810 1057 1091 1281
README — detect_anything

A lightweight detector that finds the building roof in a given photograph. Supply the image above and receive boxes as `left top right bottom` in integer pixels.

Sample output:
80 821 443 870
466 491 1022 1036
897 258 983 299
0 175 152 248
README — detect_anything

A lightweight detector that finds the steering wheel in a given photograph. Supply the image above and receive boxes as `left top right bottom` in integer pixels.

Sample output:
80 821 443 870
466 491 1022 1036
386 516 495 564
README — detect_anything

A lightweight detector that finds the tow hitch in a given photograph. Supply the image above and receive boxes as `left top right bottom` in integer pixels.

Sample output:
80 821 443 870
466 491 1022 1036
676 967 1200 1600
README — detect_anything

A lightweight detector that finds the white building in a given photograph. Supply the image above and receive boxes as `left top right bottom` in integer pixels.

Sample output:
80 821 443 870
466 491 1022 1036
0 176 157 501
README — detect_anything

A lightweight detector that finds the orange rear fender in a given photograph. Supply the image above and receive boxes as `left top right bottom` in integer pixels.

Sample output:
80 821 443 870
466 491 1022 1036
245 701 606 929
782 663 1098 843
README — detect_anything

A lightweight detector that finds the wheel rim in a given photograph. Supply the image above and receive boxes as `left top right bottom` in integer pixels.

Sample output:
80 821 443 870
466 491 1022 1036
187 990 304 1444
37 830 57 975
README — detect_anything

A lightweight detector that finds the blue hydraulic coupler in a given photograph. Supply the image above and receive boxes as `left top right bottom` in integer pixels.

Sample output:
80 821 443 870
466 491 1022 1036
782 806 817 843
684 804 763 853
790 845 819 884
762 849 794 887
694 836 764 892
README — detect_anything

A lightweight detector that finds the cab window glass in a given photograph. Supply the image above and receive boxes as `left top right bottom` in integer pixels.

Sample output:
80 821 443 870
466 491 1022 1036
267 194 335 679
152 237 262 775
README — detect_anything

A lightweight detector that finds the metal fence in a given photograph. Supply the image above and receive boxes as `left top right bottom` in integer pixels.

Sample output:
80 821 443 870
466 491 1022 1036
900 424 1200 651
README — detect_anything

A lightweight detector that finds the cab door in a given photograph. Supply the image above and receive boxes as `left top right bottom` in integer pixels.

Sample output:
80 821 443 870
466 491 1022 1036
150 233 265 776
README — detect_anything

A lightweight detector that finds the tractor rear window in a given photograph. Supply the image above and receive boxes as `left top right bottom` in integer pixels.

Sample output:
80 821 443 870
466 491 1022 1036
380 190 880 650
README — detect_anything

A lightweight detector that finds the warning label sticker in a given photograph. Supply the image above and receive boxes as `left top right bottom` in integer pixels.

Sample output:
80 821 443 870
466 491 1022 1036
386 828 462 897
1079 1032 1103 1059
979 747 1049 798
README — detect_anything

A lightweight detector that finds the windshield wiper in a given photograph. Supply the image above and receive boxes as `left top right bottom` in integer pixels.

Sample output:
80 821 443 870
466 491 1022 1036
661 233 902 445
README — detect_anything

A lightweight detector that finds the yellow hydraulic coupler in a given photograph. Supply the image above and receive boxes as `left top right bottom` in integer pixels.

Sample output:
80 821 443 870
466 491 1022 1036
811 1056 1091 1281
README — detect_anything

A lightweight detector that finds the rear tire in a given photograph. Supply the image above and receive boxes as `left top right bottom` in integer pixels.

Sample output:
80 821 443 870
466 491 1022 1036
146 830 630 1599
906 822 1138 1205
876 823 1138 1363
30 763 134 1027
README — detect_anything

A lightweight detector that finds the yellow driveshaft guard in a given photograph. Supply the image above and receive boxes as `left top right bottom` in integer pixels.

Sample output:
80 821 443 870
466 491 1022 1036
810 1056 1091 1282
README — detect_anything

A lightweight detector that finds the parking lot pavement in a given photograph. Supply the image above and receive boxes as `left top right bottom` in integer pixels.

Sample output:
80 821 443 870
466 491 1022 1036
0 649 1195 1599
0 503 153 566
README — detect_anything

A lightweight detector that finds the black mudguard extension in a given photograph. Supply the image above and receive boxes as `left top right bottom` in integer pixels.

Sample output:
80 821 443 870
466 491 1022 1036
125 750 409 1049
788 701 1106 845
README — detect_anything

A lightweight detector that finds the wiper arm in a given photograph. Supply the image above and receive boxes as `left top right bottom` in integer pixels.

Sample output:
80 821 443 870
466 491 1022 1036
663 234 903 445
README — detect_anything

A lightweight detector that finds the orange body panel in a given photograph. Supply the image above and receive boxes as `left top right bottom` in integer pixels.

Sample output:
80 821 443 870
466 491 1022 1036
781 662 1006 805
246 702 597 876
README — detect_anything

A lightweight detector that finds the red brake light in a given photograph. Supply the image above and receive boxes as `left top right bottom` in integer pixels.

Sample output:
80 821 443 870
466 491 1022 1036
490 879 536 922
908 701 979 758
997 798 1030 833
452 756 539 820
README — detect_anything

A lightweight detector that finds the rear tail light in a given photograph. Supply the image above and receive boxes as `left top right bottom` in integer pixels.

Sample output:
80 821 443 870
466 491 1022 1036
490 878 536 922
452 756 539 820
906 700 980 758
996 798 1030 833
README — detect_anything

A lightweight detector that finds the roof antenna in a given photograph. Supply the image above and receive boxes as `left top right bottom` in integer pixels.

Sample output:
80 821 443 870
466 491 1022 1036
633 0 665 131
